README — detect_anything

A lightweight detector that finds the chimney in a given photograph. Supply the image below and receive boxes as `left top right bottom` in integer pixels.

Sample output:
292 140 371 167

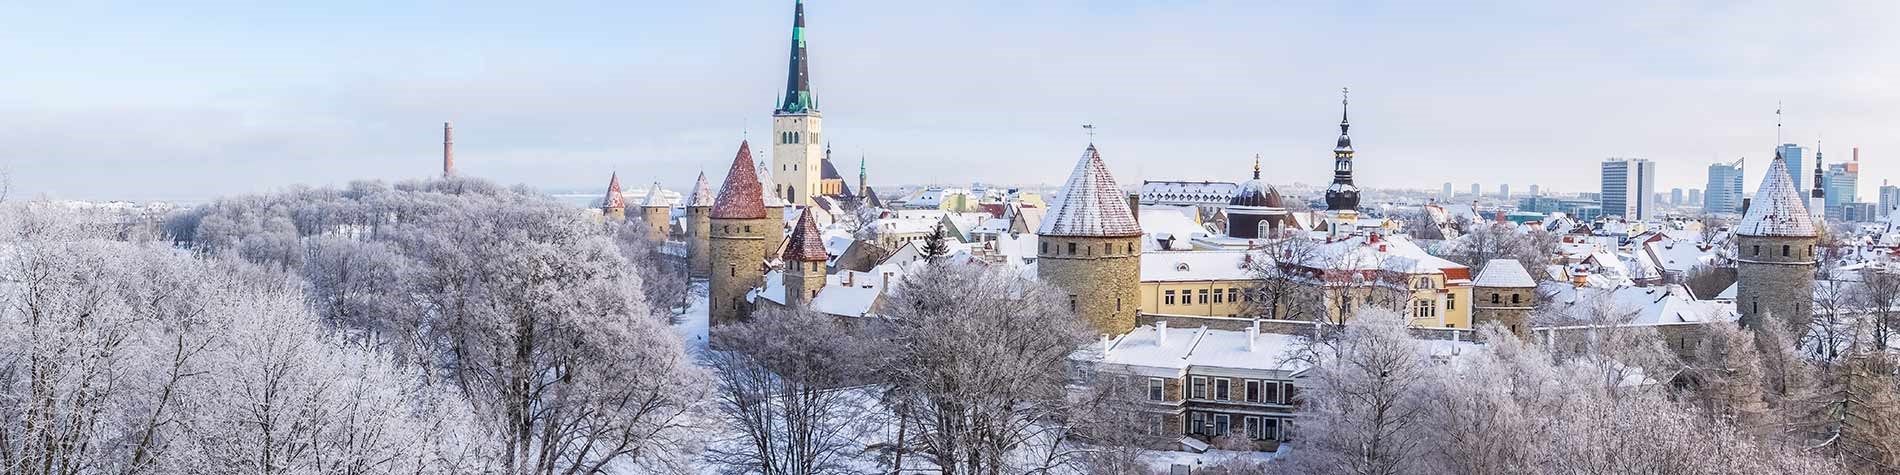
844 271 854 286
1101 335 1114 355
1128 193 1142 224
1247 321 1260 352
1854 147 1860 162
442 121 455 178
1156 320 1169 345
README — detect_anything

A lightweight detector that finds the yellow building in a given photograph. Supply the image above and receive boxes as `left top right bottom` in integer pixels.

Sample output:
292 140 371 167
1140 250 1256 318
1281 234 1473 328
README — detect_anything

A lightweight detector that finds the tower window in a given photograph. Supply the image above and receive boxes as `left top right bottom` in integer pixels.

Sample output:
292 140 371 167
1491 293 1501 304
1069 295 1077 312
1512 294 1521 304
1782 245 1790 257
1067 242 1077 255
730 265 736 277
1753 245 1760 256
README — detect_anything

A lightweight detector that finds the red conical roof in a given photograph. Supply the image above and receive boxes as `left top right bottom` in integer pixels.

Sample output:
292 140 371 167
712 141 768 219
782 208 828 262
602 172 626 209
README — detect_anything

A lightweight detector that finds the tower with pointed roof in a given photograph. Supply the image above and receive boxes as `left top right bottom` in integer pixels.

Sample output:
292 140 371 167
1037 144 1143 335
601 173 627 221
771 0 825 208
687 172 716 278
782 208 829 307
640 182 671 241
710 141 775 326
1810 145 1827 221
1324 88 1362 236
1735 152 1818 329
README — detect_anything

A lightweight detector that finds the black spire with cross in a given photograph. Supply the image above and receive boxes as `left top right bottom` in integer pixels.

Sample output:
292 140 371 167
1324 87 1361 211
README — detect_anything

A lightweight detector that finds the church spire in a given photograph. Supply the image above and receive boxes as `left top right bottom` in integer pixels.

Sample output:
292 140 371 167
1324 87 1360 212
776 0 817 114
1252 153 1261 180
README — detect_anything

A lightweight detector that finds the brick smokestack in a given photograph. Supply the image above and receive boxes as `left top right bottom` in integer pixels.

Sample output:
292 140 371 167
443 122 455 178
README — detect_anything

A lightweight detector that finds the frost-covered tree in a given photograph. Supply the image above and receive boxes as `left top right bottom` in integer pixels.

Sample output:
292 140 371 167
873 264 1090 475
1292 309 1431 475
704 307 877 475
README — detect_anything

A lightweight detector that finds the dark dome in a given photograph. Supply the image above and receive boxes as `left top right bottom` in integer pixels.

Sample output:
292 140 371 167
1229 179 1283 208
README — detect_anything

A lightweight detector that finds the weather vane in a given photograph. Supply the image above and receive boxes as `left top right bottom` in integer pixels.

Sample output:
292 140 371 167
1082 123 1097 142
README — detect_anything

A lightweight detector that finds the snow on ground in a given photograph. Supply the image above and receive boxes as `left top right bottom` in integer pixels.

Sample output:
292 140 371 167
673 281 710 351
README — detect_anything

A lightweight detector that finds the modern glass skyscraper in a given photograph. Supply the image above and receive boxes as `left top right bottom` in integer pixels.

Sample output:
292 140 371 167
1705 160 1744 214
1601 158 1656 220
1880 181 1899 218
1778 143 1805 190
1824 159 1858 220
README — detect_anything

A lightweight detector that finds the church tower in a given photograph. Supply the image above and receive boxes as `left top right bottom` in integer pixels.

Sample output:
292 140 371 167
1735 152 1819 330
1323 88 1362 236
601 172 627 221
710 141 774 327
772 0 824 208
1037 144 1143 335
782 208 829 307
1810 146 1827 221
686 172 715 278
640 181 671 241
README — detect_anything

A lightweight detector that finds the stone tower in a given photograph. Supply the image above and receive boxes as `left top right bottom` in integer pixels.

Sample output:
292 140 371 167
686 172 715 278
1735 152 1819 330
1037 144 1143 335
782 208 829 307
640 182 671 241
1471 259 1538 339
1323 88 1362 237
709 141 773 327
771 0 824 208
601 172 627 221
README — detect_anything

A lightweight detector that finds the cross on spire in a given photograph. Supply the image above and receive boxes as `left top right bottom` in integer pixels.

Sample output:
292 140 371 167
1082 123 1098 143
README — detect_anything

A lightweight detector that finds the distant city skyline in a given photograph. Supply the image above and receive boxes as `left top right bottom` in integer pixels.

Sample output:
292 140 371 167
4 1 1898 202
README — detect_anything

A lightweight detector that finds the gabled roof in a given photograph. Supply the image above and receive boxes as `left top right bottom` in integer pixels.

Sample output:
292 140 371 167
783 209 829 262
1038 145 1141 237
1735 154 1816 237
863 187 885 209
686 172 715 207
602 173 626 209
820 158 843 180
640 182 666 208
712 141 767 219
1473 259 1537 288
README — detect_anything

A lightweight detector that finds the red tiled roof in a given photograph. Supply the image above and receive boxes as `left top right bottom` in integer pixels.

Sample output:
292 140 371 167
782 209 828 262
712 141 767 219
602 172 626 209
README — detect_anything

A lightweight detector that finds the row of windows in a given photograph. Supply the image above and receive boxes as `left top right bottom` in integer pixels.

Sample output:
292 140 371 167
1750 244 1815 258
1186 411 1290 441
1488 292 1523 305
1176 376 1297 405
779 130 819 145
1041 240 1136 257
719 224 755 234
1162 287 1244 306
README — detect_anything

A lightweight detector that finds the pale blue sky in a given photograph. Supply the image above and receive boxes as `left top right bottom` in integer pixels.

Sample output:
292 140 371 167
3 1 1895 202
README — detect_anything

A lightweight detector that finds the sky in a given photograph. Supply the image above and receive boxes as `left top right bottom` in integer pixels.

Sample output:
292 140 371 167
3 0 1897 203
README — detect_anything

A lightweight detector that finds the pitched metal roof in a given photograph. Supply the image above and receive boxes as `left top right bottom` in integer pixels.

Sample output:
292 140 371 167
1735 154 1817 237
712 141 767 219
1038 145 1141 237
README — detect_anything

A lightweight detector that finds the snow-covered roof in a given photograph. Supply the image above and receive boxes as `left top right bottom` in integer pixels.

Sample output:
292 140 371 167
1140 206 1211 251
1097 324 1307 376
1735 155 1816 237
1141 250 1256 282
1644 238 1717 274
639 182 667 207
602 173 626 209
711 141 767 219
686 172 715 207
1140 181 1239 205
783 210 828 262
1539 282 1736 325
1472 259 1536 288
1038 145 1142 237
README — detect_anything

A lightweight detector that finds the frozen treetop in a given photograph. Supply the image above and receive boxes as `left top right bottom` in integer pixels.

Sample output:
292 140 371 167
1037 145 1141 237
687 172 715 208
1473 259 1537 288
783 209 828 262
712 141 767 219
640 181 666 208
1735 154 1816 238
602 172 626 209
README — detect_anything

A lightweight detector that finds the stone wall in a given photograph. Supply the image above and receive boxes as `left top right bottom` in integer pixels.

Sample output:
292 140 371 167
1473 285 1536 340
1735 233 1817 329
642 206 670 242
687 206 712 278
709 216 773 327
1038 235 1142 335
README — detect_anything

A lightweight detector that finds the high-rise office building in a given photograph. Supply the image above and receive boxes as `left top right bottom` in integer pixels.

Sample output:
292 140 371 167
1822 147 1860 219
1529 184 1540 197
1471 183 1481 198
1687 188 1702 207
1499 184 1509 199
1440 182 1454 202
1601 158 1656 220
1705 159 1744 214
1779 143 1806 190
1670 188 1684 206
1880 180 1900 218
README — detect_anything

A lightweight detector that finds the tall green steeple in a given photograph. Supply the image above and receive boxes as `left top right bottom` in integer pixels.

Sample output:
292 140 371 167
777 0 817 114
